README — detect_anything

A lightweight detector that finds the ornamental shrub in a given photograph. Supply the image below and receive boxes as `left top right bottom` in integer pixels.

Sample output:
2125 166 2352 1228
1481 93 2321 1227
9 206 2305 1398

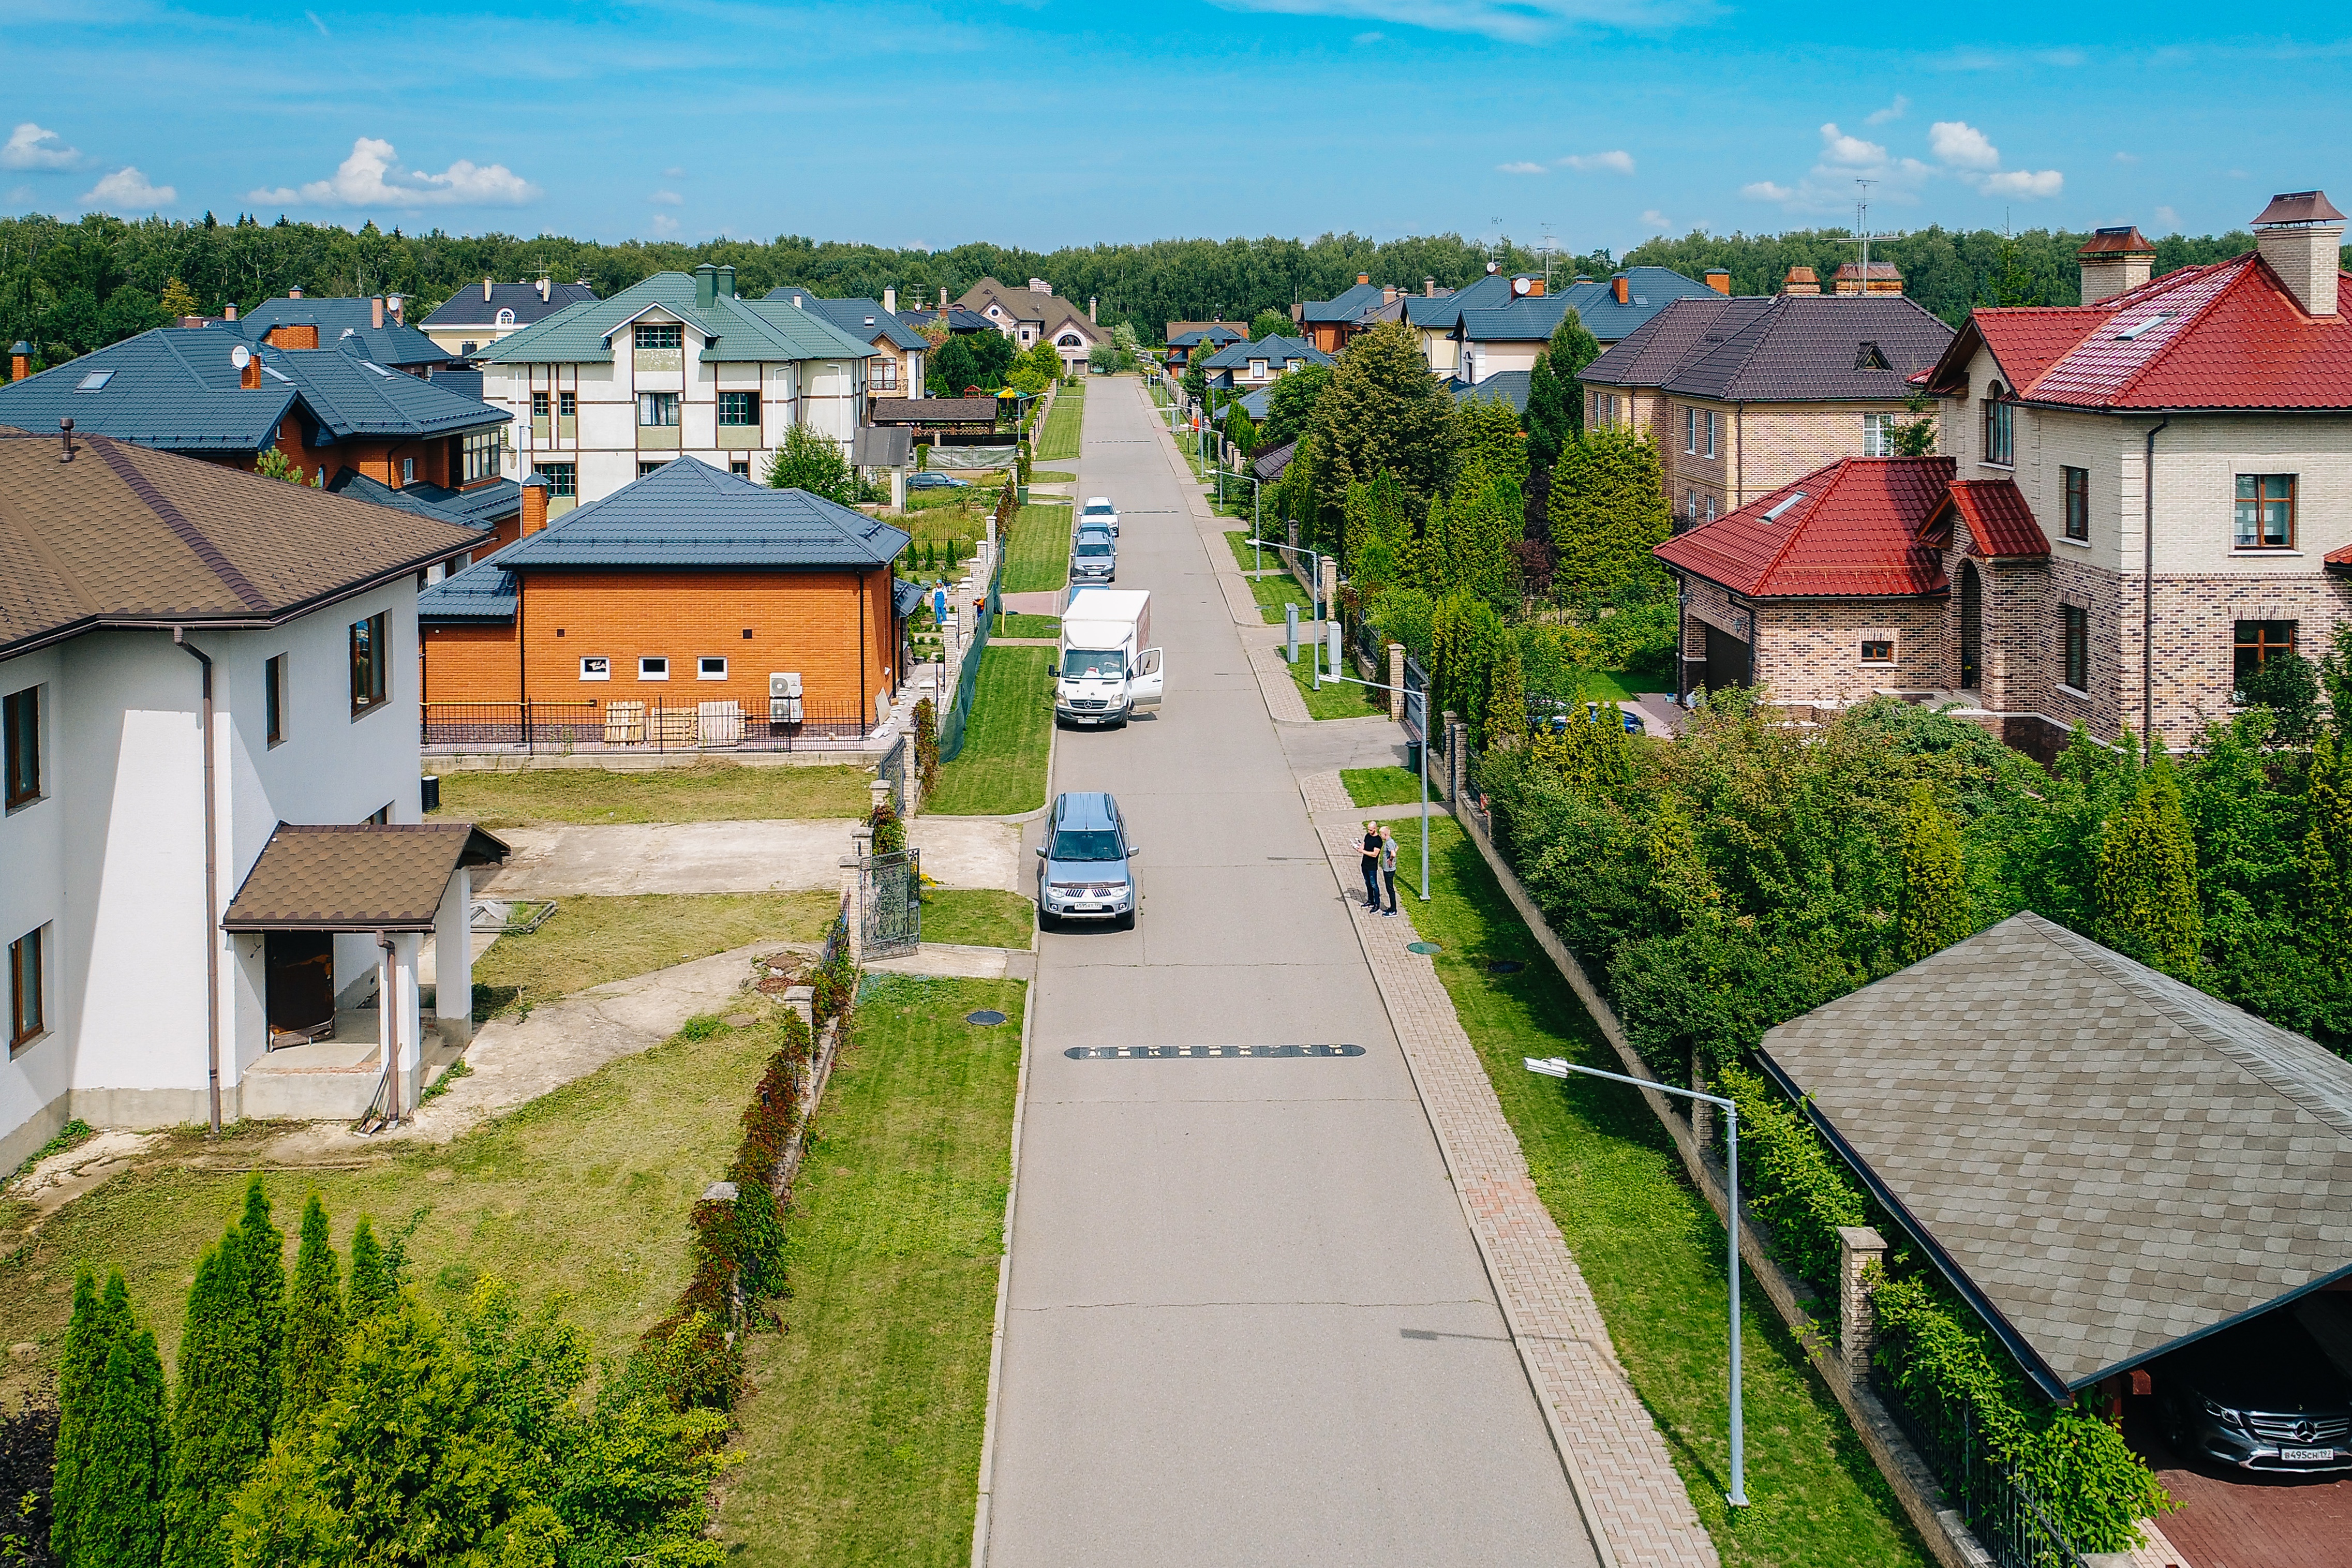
163 1231 267 1568
278 1195 344 1435
2095 758 2201 976
1898 781 1972 964
870 801 907 856
78 1328 169 1568
345 1219 395 1325
234 1179 284 1444
913 699 940 793
55 1267 130 1564
1715 1063 1867 1287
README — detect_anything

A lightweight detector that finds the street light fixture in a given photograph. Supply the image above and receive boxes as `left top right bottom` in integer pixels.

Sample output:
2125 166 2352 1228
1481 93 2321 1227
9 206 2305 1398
1523 1056 1750 1510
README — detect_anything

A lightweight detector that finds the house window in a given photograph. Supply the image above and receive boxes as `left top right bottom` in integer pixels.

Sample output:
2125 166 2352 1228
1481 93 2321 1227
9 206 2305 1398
400 458 415 485
1704 411 1718 459
1249 360 1268 380
9 925 44 1051
558 391 577 418
540 462 576 497
2062 605 2089 692
531 391 550 419
264 655 287 747
698 656 728 680
1859 639 1896 664
637 461 667 477
364 804 391 826
638 656 669 681
2235 620 2297 682
637 392 680 427
717 391 759 427
873 361 897 390
2062 467 2089 541
496 308 515 327
579 658 611 681
1704 497 1716 522
2234 474 2295 549
1983 383 2014 466
4 686 39 809
462 429 502 484
349 612 388 715
1683 407 1696 454
636 323 682 350
1863 413 1897 457
730 460 751 478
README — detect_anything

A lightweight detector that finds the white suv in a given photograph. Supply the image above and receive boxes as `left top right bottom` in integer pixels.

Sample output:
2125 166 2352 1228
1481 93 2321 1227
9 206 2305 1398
1081 496 1119 536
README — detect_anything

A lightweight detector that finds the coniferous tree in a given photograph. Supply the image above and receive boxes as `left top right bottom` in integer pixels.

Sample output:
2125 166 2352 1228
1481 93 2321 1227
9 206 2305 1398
279 1195 346 1434
164 1231 267 1568
1523 308 1600 466
1423 465 1522 611
346 1220 395 1324
1898 782 1972 964
77 1327 169 1568
236 1178 285 1443
1445 396 1528 492
1488 637 1529 747
2302 733 2352 947
1547 427 1671 604
2095 758 2202 976
1305 320 1453 515
55 1267 132 1565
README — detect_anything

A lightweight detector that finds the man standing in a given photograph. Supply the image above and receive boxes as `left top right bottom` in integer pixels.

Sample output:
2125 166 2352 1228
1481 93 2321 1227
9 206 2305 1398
1379 824 1400 916
1360 821 1383 910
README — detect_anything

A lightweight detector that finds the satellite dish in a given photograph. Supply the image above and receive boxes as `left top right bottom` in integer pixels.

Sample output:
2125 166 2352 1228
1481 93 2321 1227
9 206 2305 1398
1512 276 1532 296
230 345 251 370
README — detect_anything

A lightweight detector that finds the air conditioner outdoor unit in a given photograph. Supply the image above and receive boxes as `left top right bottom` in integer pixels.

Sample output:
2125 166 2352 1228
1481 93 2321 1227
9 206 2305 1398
769 671 803 725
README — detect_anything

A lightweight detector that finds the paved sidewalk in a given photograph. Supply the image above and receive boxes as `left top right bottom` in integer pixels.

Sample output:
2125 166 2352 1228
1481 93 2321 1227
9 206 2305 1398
1307 771 1720 1568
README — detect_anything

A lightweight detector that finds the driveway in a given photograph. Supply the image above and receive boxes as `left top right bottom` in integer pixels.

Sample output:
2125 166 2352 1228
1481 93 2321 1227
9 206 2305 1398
478 815 1021 897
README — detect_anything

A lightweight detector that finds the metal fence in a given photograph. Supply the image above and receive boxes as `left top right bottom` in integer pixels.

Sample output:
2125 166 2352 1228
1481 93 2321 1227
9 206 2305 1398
1880 1380 2088 1568
877 734 909 815
934 551 1005 765
859 848 921 960
421 698 872 754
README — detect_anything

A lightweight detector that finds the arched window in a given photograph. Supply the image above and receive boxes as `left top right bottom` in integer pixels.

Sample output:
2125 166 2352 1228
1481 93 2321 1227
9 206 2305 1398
1058 334 1081 348
496 308 515 326
1982 380 2013 466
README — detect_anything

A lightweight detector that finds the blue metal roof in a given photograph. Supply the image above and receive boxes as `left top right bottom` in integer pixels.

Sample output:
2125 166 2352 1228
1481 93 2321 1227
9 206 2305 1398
1402 269 1517 330
1447 370 1532 414
419 280 600 331
776 293 930 352
892 578 925 617
1300 281 1389 324
1542 268 1723 343
416 560 518 622
324 468 518 531
1167 325 1244 349
227 300 452 366
1198 335 1332 370
479 272 875 366
494 455 909 570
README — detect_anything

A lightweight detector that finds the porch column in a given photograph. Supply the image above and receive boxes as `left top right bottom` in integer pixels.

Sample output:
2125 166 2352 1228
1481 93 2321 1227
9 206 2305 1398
435 865 473 1048
390 932 424 1107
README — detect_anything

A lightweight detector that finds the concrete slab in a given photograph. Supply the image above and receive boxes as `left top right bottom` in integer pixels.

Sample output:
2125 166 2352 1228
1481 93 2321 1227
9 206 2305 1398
6 1130 167 1217
477 815 1019 897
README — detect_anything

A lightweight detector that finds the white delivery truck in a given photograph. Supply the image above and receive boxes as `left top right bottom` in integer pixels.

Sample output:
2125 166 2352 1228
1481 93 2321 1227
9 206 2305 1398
1055 588 1163 727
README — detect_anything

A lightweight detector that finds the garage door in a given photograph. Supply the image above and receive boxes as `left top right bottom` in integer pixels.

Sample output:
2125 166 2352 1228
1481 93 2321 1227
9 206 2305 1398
1702 620 1753 693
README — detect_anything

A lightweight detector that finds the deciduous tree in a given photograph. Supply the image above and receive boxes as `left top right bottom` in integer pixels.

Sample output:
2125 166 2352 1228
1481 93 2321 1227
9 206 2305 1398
1249 309 1292 341
1305 320 1452 515
1898 782 1971 963
764 422 856 504
1260 363 1330 449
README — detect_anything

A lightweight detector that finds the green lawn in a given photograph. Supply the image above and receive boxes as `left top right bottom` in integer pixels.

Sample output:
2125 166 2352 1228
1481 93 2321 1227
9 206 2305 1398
1002 504 1071 595
717 975 1022 1566
998 613 1060 639
1250 573 1315 624
1343 766 1426 807
1030 469 1076 483
1580 666 1676 701
1400 819 1932 1568
1223 529 1290 575
431 760 871 826
921 888 1034 950
1034 381 1084 461
1289 650 1386 720
470 891 840 1020
926 646 1055 816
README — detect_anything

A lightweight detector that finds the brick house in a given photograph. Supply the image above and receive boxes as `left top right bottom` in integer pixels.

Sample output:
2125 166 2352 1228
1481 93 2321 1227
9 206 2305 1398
1653 190 2352 756
1197 334 1333 389
417 456 914 740
1297 276 1406 355
1581 288 1953 528
1164 324 1244 366
956 277 1105 374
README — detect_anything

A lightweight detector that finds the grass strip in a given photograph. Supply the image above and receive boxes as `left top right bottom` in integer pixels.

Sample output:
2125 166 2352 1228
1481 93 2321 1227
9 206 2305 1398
1579 666 1676 701
718 975 1022 1566
1249 573 1314 624
1343 766 1425 807
430 760 872 826
997 613 1060 639
1289 652 1386 720
920 888 1035 950
471 891 840 1020
926 646 1055 816
1034 382 1084 461
1002 504 1072 594
1030 469 1076 483
1397 818 1933 1568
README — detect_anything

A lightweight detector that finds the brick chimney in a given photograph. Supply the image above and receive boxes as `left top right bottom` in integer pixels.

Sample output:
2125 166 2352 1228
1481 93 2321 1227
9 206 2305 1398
1424 277 1437 296
1088 295 1097 322
1833 262 1903 296
267 323 318 351
2252 190 2345 318
2076 227 2156 305
288 284 303 299
520 471 550 535
1357 273 1370 286
1527 278 1545 296
240 351 261 391
371 295 385 329
1782 266 1821 296
1382 284 1398 305
884 286 898 315
1612 275 1630 305
1705 268 1732 295
9 341 28 381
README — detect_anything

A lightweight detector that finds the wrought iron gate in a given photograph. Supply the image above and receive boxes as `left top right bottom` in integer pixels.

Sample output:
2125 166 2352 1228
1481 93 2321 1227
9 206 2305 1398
860 848 921 959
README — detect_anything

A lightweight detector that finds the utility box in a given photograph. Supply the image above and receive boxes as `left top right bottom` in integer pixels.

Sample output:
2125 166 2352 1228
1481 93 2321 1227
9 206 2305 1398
769 671 803 725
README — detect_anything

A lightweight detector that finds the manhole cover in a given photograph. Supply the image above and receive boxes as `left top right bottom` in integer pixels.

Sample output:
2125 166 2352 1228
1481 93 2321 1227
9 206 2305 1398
1407 942 1442 955
1487 960 1525 975
965 1010 1008 1026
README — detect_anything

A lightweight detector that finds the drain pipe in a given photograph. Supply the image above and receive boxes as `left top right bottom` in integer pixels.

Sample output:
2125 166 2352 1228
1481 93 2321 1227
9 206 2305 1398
2141 414 2170 761
376 930 401 1124
173 629 224 1136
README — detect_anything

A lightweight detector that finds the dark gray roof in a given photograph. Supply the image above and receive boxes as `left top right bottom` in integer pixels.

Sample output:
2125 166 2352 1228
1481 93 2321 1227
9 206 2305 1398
478 273 874 366
1168 325 1245 349
1199 335 1332 371
490 455 907 570
227 300 453 367
325 468 518 531
1582 293 1953 402
1545 268 1727 343
780 293 929 352
897 307 998 335
1759 910 2352 1397
1251 438 1298 483
851 426 912 468
1447 370 1531 414
0 326 508 453
1403 269 1513 329
892 578 924 617
416 560 518 622
419 280 600 331
1300 281 1391 324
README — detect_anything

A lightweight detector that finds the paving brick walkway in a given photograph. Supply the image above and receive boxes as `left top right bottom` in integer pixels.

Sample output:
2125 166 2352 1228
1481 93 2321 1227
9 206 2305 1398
1310 773 1719 1568
1248 642 1313 723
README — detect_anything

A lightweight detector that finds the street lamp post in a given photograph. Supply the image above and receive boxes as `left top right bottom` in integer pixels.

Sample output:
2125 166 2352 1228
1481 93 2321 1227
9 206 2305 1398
1523 1057 1750 1510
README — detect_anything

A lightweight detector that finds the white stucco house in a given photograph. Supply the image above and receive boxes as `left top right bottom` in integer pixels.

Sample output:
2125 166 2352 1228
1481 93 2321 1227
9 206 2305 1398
475 264 876 511
2 421 502 1171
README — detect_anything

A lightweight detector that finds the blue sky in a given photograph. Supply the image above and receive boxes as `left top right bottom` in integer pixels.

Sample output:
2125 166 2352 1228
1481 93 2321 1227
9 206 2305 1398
4 1 2346 255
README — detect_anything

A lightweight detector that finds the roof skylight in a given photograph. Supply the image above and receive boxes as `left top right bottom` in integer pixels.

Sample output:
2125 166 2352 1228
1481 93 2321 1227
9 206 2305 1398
1761 491 1807 524
75 369 114 392
2113 312 2170 340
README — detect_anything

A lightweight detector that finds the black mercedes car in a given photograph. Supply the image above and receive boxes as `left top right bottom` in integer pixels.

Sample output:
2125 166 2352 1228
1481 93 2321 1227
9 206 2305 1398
2153 1308 2352 1473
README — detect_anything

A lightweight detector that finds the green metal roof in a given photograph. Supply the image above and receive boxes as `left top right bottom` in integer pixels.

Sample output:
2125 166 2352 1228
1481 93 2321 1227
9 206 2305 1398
478 272 875 366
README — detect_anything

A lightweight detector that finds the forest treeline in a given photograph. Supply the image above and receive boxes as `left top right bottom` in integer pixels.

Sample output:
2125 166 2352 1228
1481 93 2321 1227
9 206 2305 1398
3 208 2329 366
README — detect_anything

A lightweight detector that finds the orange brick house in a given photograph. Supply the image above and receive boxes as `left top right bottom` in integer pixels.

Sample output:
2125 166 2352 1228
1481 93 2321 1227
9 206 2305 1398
418 458 914 744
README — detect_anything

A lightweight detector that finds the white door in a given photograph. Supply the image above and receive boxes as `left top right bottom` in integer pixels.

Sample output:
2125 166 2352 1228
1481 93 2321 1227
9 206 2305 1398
1132 647 1165 711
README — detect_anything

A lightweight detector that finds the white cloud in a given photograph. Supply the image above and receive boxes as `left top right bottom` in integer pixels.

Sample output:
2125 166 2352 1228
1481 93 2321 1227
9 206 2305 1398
1981 168 2063 198
650 189 683 205
1864 95 1909 126
2113 151 2139 164
3 123 82 170
1641 208 1672 229
1496 161 1547 175
2154 205 2179 231
1211 0 1715 46
6 185 33 205
305 9 330 35
1353 28 1385 40
1560 149 1634 174
650 213 680 237
1927 120 2000 170
1819 123 1888 168
1740 180 1797 203
662 166 687 178
80 167 174 210
249 137 540 209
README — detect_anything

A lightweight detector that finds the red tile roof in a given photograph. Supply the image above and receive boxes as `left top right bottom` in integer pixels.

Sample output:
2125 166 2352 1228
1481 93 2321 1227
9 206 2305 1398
1946 480 2050 560
1930 252 2352 411
2327 540 2352 575
1653 457 1954 599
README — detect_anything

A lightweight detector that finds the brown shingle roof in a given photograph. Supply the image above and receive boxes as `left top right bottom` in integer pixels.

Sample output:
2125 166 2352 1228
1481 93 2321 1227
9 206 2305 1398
223 823 510 932
1581 294 1952 402
0 426 482 658
1758 912 2352 1396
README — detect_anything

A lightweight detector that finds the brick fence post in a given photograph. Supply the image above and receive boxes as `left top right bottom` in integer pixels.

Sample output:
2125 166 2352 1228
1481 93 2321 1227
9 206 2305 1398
1448 719 1468 806
1319 556 1338 621
1838 1226 1887 1383
1388 643 1405 723
1691 1055 1714 1149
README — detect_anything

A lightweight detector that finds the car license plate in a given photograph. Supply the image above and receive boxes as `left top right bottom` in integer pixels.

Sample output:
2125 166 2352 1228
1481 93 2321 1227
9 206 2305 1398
1073 904 1098 913
2282 1446 2334 1461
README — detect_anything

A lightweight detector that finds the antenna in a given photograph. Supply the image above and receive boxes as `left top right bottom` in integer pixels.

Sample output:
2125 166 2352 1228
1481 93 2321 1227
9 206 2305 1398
1541 223 1557 290
1839 179 1902 298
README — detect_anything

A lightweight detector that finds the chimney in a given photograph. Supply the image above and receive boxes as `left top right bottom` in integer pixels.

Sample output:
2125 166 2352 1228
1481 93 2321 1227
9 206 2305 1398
224 302 237 321
694 262 719 309
1527 278 1545 296
1782 266 1820 296
716 264 737 299
371 295 385 329
2075 227 2157 305
288 284 302 300
1088 295 1097 323
1705 268 1732 295
1382 285 1398 306
1424 277 1437 296
484 276 494 303
520 471 549 535
2252 190 2346 318
240 351 261 391
387 294 404 325
537 275 550 302
884 286 898 315
1612 275 1630 305
268 323 318 351
8 341 27 382
58 417 73 462
1357 273 1370 286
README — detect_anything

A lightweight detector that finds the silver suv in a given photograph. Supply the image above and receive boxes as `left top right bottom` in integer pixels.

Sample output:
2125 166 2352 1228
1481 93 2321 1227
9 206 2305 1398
1035 792 1138 930
1071 533 1116 584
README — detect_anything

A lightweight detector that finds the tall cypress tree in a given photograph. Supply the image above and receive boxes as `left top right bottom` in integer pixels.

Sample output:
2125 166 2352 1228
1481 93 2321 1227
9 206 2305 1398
1547 427 1671 604
237 1177 286 1444
280 1194 346 1433
1898 782 1972 964
2095 757 2202 976
55 1267 131 1566
163 1231 267 1568
77 1327 169 1568
347 1219 395 1324
2302 732 2352 946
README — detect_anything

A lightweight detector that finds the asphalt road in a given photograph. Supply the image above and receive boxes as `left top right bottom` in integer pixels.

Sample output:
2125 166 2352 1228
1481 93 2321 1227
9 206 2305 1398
983 379 1595 1565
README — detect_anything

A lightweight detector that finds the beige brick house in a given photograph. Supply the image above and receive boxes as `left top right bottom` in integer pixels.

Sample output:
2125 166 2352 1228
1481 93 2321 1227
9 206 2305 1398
1579 289 1954 528
1654 192 2352 757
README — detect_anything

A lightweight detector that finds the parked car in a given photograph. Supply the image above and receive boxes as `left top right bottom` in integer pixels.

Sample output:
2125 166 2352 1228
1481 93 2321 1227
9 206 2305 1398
1076 519 1115 547
1071 535 1116 584
2154 1310 2352 1473
1529 698 1644 736
1081 496 1119 536
1035 792 1138 930
907 472 971 491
